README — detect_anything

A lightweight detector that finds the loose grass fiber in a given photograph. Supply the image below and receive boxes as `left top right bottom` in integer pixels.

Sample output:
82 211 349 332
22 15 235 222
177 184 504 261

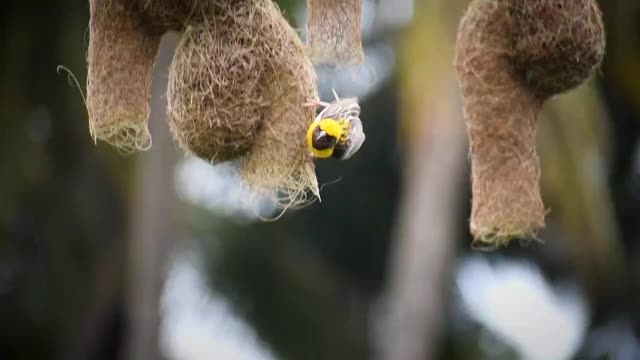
306 0 364 65
87 0 161 154
455 0 605 247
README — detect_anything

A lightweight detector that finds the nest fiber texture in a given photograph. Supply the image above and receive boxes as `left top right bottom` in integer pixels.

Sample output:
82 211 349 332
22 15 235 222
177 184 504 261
87 0 161 153
238 0 319 206
167 0 319 206
168 21 269 162
86 0 320 209
455 0 604 247
306 0 364 65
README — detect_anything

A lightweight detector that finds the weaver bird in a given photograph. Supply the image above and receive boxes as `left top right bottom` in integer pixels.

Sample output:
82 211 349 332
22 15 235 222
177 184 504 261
306 90 365 160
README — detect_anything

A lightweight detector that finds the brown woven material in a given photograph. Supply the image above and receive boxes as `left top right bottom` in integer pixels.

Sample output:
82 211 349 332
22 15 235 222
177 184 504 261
510 0 606 97
306 0 364 65
167 21 268 162
84 0 319 210
86 0 161 154
236 0 319 208
454 0 605 247
167 0 319 208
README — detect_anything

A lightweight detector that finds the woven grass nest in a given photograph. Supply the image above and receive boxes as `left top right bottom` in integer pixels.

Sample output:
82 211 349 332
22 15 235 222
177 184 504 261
305 0 364 65
454 0 605 248
86 0 321 209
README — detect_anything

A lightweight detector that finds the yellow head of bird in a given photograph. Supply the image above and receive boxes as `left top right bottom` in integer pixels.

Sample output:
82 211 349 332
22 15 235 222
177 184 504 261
307 118 344 158
305 92 365 160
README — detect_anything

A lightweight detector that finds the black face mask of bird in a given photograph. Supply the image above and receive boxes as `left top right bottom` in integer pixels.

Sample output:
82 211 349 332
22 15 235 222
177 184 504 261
312 126 338 150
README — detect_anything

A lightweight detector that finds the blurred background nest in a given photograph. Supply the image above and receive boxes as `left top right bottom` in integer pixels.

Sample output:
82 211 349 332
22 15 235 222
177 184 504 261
1 0 640 359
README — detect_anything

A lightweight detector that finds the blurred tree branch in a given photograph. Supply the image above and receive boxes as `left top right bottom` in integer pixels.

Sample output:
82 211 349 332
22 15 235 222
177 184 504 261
127 34 179 360
539 82 626 302
377 1 467 359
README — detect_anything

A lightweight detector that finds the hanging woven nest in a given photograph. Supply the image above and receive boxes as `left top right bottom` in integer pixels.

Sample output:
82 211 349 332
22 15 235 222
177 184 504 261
86 0 162 153
85 0 322 210
165 0 320 207
306 0 364 65
454 0 605 248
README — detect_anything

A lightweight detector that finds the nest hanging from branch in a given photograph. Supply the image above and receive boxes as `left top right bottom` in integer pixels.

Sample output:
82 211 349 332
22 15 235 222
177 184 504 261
167 0 319 206
85 0 319 210
86 0 162 154
306 0 364 65
454 0 605 248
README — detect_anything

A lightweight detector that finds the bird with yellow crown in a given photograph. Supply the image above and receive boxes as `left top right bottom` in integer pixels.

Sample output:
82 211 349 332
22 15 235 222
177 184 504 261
305 90 365 160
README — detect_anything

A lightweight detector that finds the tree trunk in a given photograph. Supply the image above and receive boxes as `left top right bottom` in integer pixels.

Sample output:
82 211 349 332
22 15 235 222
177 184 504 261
377 2 467 359
127 33 179 360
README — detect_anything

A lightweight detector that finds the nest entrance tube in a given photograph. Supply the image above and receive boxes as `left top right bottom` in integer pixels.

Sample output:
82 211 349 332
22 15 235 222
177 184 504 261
455 0 605 247
306 0 364 65
86 0 161 153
